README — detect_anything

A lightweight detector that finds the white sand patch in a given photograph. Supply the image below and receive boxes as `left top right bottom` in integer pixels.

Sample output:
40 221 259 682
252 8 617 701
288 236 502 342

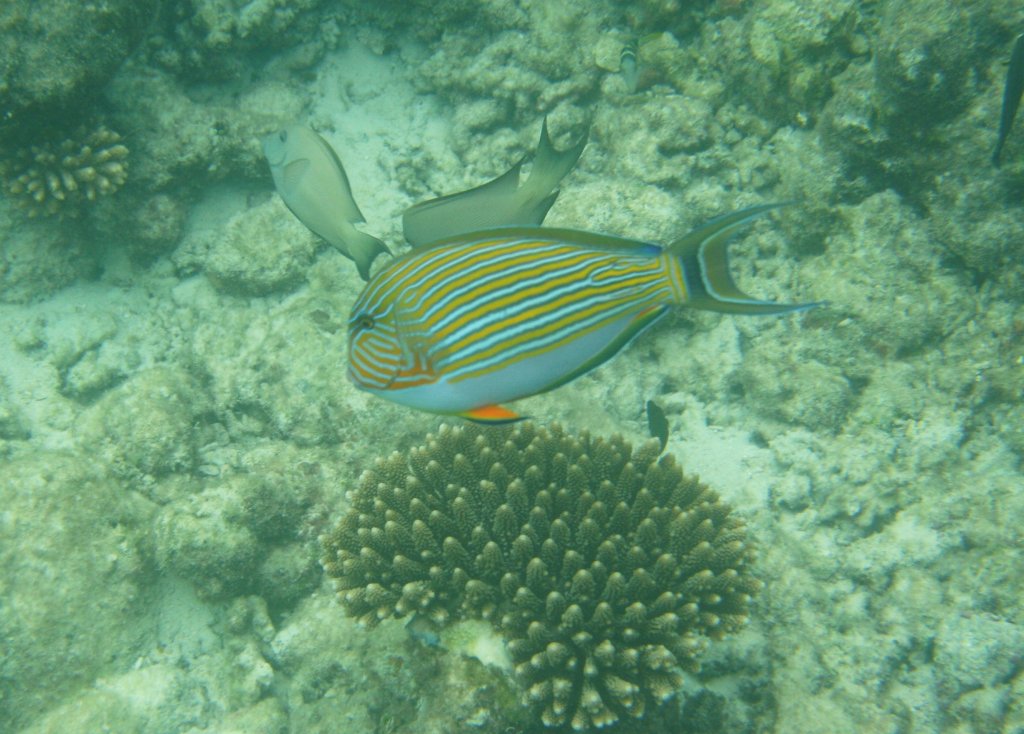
664 393 775 511
306 40 452 243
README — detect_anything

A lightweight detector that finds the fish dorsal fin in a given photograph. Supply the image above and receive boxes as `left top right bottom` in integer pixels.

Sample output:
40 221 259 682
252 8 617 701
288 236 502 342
282 158 311 190
416 226 663 257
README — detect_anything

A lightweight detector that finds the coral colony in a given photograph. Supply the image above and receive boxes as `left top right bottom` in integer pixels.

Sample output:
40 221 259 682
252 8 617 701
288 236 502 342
0 126 128 217
322 423 759 729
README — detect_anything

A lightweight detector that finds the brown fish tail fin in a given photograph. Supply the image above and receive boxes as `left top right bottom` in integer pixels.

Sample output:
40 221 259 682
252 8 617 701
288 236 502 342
669 203 821 315
520 117 589 220
350 230 391 282
401 159 525 248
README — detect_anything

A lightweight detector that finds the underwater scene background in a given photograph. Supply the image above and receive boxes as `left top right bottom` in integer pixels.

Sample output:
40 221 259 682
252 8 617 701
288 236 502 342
1 0 1023 732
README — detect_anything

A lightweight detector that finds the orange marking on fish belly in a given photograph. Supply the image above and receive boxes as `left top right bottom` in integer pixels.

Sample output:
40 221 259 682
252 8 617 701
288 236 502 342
460 404 523 423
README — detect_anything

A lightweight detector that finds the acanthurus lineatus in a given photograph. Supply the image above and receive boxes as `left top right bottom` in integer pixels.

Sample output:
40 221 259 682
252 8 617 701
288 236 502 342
994 33 1024 167
620 38 640 93
348 204 819 423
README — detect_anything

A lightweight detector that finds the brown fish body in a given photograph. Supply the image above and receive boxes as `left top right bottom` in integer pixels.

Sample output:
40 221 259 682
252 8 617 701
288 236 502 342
262 124 389 280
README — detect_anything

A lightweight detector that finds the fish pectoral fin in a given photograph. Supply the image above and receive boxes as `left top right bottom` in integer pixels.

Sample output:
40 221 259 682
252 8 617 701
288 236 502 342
459 404 525 424
281 158 311 189
395 327 438 378
392 293 443 378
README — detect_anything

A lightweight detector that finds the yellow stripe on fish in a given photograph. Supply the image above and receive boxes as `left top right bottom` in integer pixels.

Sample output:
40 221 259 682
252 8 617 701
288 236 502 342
441 262 674 376
347 205 820 423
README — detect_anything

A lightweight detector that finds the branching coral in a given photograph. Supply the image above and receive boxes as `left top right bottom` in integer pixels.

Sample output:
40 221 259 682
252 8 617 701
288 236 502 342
322 423 759 730
1 126 128 217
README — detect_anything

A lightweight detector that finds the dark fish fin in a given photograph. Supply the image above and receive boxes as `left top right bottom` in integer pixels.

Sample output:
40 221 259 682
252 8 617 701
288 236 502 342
669 203 822 315
994 33 1024 167
412 225 662 258
646 400 668 452
620 38 640 93
459 404 525 424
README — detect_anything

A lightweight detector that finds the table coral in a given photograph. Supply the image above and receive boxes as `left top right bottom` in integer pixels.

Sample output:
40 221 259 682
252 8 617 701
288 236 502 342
322 423 759 730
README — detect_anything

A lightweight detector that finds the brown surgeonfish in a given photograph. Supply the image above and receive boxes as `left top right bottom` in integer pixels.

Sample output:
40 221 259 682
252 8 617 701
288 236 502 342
402 118 588 248
262 124 389 281
620 38 640 93
646 399 668 452
993 33 1024 167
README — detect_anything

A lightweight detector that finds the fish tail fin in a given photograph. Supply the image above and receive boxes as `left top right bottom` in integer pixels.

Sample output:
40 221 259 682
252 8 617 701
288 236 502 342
521 117 589 214
349 229 391 282
668 203 822 315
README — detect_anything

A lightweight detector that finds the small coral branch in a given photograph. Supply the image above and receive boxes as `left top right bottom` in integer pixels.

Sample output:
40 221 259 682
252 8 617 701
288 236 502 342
1 126 129 217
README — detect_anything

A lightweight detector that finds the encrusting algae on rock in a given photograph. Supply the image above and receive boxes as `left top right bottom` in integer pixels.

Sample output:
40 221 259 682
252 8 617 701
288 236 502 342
321 422 759 730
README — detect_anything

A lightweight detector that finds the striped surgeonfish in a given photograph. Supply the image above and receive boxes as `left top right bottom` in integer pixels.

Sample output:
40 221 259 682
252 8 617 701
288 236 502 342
348 204 819 423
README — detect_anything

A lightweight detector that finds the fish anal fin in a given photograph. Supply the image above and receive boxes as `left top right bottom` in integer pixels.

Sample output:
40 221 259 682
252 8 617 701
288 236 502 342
460 405 525 424
539 305 668 395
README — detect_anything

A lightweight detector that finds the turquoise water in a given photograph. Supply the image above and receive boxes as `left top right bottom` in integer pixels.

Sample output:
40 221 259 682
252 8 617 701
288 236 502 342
1 1 1022 732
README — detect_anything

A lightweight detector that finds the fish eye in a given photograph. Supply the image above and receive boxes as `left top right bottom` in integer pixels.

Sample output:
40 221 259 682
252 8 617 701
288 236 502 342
278 130 288 142
354 313 375 331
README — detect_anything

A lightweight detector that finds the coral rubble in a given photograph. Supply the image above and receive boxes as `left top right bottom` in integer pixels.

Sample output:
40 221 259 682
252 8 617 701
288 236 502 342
0 0 155 142
322 422 759 730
